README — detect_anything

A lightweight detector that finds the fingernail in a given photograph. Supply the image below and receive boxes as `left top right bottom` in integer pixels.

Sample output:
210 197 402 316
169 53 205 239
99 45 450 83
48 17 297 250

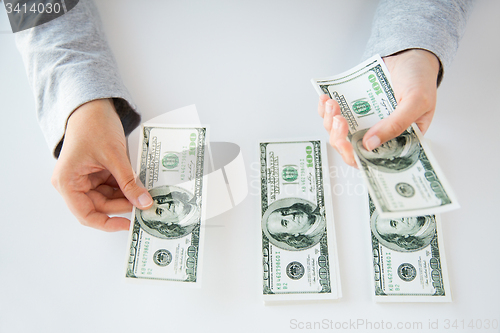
333 117 340 130
138 193 153 208
365 135 381 151
325 101 334 114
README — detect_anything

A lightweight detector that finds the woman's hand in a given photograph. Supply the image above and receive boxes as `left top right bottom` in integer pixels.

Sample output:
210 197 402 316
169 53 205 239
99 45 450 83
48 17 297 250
51 99 153 231
318 49 440 167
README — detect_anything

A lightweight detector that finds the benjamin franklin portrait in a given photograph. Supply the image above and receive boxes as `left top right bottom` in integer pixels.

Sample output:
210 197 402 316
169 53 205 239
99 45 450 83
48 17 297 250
370 209 437 252
136 185 200 239
262 198 326 251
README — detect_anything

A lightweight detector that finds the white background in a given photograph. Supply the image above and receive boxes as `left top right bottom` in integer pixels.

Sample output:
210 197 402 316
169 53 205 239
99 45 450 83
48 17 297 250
0 1 499 332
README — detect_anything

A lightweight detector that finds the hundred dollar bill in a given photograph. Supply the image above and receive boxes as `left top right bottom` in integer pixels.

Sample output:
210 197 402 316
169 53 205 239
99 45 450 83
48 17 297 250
260 140 340 301
125 125 208 283
368 195 451 302
311 55 459 218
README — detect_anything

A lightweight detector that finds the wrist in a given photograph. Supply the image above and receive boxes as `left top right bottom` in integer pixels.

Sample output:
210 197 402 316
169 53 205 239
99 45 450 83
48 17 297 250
67 98 115 126
384 49 441 85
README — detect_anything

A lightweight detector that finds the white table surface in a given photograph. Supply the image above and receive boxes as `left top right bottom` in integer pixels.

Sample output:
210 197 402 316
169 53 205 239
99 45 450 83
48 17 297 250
1 1 499 332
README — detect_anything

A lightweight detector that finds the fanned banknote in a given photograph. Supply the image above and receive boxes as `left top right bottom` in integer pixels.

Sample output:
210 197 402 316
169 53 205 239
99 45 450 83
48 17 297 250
368 195 451 302
125 125 208 283
311 55 459 218
260 140 341 301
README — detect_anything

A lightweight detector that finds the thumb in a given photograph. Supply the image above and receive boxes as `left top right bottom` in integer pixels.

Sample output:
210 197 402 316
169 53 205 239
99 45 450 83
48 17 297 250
362 98 418 151
106 153 153 210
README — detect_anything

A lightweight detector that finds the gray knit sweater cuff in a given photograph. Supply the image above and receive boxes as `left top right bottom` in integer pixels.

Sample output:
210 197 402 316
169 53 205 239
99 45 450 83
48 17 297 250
15 0 140 158
363 0 475 85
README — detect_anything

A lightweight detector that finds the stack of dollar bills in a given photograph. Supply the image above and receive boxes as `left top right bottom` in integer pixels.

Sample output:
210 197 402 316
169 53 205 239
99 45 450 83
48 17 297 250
125 125 208 284
312 55 455 301
259 140 341 301
122 55 456 303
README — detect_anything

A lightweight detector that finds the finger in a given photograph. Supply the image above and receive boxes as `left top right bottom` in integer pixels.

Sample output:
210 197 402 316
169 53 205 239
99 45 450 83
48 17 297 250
103 174 120 188
362 95 422 151
82 211 131 232
414 111 435 135
323 103 333 132
318 94 330 118
329 116 357 167
323 99 341 132
63 190 130 231
105 151 153 210
337 141 357 168
94 184 127 199
323 99 340 132
87 189 133 214
329 115 348 149
87 170 112 189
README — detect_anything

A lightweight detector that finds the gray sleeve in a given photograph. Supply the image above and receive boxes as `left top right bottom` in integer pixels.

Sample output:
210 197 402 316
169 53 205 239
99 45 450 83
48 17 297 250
15 0 140 158
363 0 475 83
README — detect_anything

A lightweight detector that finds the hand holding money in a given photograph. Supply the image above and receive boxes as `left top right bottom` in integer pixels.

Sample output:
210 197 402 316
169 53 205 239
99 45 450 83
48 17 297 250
313 53 458 217
51 99 153 232
317 49 440 166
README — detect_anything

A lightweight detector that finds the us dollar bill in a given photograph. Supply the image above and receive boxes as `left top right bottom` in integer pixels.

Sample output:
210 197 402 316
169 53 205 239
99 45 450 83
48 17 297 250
368 195 451 302
260 140 341 301
125 125 208 283
311 55 459 218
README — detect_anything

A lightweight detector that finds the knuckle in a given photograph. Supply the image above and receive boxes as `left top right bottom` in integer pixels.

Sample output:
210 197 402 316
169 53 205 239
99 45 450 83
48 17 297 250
77 217 90 227
120 176 137 196
51 164 63 190
388 121 405 137
407 90 435 113
50 173 59 189
51 172 69 193
418 93 434 111
51 160 74 193
54 173 73 193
